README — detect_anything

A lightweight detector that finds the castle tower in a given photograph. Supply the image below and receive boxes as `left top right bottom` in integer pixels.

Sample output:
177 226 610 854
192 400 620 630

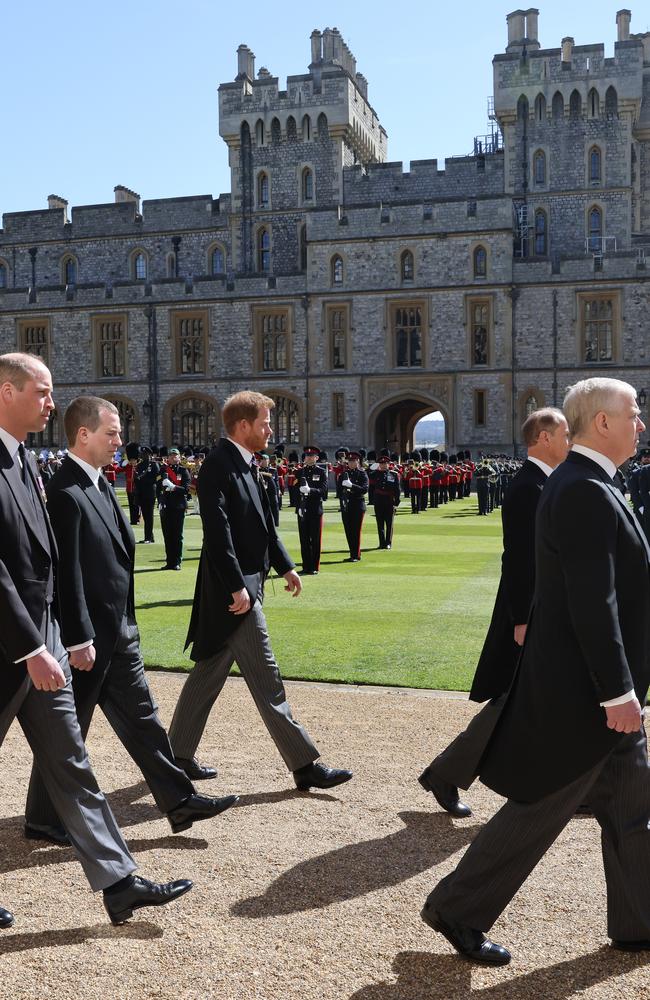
218 30 387 275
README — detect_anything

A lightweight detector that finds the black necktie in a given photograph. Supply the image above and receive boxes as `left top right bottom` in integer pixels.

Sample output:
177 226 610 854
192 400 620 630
98 475 119 526
250 458 259 482
18 443 38 509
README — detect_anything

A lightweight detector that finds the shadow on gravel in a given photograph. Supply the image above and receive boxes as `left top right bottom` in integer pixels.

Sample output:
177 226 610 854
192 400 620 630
231 811 478 917
347 947 649 999
0 921 163 955
235 789 337 808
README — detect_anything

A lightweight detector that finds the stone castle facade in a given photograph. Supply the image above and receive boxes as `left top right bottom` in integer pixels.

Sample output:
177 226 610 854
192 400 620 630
1 8 649 454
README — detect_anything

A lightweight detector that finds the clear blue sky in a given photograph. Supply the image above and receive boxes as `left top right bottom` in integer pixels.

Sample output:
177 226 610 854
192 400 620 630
2 1 645 218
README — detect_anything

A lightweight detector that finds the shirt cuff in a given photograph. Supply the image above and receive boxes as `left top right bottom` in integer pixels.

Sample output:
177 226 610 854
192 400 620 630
67 640 93 652
600 690 636 708
15 644 46 663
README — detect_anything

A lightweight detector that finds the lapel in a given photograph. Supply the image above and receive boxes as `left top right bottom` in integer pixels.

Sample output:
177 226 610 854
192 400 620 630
0 440 52 557
64 458 131 559
223 439 267 529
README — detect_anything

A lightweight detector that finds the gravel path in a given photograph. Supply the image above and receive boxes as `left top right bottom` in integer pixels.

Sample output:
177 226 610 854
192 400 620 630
0 673 648 999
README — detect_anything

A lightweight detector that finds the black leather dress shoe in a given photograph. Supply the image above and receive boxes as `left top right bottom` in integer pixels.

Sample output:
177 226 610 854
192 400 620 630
0 906 14 929
421 903 511 965
293 762 353 791
25 823 70 846
168 793 239 833
611 938 650 951
418 768 472 818
175 756 218 781
103 875 193 925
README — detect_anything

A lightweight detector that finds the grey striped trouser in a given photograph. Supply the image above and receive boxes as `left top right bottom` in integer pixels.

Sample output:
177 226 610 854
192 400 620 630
427 728 650 942
168 601 319 772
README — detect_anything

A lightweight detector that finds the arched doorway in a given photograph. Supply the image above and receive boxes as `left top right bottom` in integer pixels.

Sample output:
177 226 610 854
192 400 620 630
372 395 449 454
413 410 446 452
166 394 219 449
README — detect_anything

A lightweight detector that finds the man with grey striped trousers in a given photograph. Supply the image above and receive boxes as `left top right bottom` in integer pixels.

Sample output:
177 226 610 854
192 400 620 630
169 390 352 793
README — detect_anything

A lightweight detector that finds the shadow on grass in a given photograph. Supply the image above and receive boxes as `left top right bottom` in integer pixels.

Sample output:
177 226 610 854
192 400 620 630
347 947 649 1000
232 811 478 917
0 921 163 954
136 599 193 609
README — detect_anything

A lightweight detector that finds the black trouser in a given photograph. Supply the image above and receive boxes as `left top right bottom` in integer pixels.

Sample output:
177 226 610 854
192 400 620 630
375 499 395 547
298 512 323 572
342 505 365 558
160 507 185 567
430 485 440 508
476 482 489 514
421 485 428 511
138 494 156 541
411 489 421 514
127 490 140 525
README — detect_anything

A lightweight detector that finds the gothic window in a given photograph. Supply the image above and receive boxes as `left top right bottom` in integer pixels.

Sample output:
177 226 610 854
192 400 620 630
286 115 297 141
0 262 7 288
469 300 490 366
166 253 176 278
132 251 147 281
258 171 269 207
328 306 348 369
299 224 307 272
257 310 288 371
62 255 77 285
211 245 225 275
173 311 207 375
534 210 547 255
27 409 59 450
258 227 271 272
269 394 300 444
332 392 345 430
525 394 538 417
474 390 487 427
552 91 564 120
302 167 314 202
589 146 602 183
400 250 414 282
473 246 487 277
170 396 218 449
255 119 265 146
588 88 600 118
317 112 329 139
569 90 581 119
533 149 546 185
534 93 546 121
94 316 126 377
271 117 281 143
517 95 529 121
104 397 137 442
582 297 614 362
18 319 50 364
302 114 311 141
588 206 603 252
392 304 423 368
605 86 618 117
331 254 344 285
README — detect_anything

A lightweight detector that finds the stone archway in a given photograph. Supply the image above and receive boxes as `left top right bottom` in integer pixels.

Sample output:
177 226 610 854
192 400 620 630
164 392 220 449
369 391 450 455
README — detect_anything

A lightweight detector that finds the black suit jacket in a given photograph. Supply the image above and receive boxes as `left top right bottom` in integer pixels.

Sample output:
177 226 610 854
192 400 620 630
469 459 546 702
479 451 650 801
45 457 135 688
186 439 294 660
0 440 58 707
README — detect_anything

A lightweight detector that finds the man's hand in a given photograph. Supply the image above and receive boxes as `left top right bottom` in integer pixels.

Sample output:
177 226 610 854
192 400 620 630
26 651 66 692
514 624 527 646
283 569 302 597
229 588 251 615
605 696 643 734
299 484 310 495
341 478 352 488
69 645 96 671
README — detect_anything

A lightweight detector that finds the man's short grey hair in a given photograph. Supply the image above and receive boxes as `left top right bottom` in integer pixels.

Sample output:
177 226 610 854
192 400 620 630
563 377 636 438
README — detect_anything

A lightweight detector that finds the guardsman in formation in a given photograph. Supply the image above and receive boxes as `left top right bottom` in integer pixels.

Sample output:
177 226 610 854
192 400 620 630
338 451 368 561
123 441 141 524
286 451 301 509
333 447 349 510
408 460 423 513
157 447 191 570
296 445 328 574
373 454 401 548
474 458 492 515
134 445 160 543
257 451 280 526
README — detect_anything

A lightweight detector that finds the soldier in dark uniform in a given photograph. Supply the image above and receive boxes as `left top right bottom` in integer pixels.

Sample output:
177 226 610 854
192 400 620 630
257 451 280 526
338 451 368 562
296 446 328 574
475 458 492 515
157 447 191 570
134 445 160 543
373 455 401 549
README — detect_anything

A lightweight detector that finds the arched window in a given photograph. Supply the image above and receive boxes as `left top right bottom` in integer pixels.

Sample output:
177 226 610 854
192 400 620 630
261 313 287 370
269 394 300 444
166 253 176 278
533 149 546 185
605 86 618 117
400 250 414 282
525 394 538 418
394 305 423 368
0 262 6 288
569 90 581 119
63 256 77 285
517 95 529 121
588 206 603 252
302 114 311 141
133 251 147 281
258 171 269 207
589 145 602 183
317 112 329 139
255 119 265 146
534 94 546 122
534 209 547 255
329 308 347 369
552 91 564 120
258 228 271 272
286 115 297 141
473 246 487 277
27 409 59 451
299 224 307 272
331 254 344 285
104 396 138 443
271 117 281 143
170 396 218 449
587 88 600 118
211 245 225 275
301 167 314 202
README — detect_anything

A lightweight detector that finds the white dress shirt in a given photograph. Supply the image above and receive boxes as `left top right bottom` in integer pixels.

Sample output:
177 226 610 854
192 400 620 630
60 452 100 653
227 438 254 466
526 455 553 478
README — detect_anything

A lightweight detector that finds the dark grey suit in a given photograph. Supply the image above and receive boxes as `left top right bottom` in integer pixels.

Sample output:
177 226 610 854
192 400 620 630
0 438 135 891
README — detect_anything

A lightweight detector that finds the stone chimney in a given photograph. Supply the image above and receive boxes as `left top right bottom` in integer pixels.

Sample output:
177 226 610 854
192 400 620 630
257 66 272 78
617 9 632 42
525 8 539 44
356 73 368 100
114 185 140 212
47 194 68 218
310 29 322 64
561 36 574 63
322 28 334 62
236 44 255 81
506 10 526 48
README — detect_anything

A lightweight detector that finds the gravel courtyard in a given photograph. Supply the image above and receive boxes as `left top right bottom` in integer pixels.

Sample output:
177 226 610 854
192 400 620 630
0 672 648 1000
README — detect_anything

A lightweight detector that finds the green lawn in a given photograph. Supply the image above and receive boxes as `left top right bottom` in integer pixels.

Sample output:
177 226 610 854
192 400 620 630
127 491 503 691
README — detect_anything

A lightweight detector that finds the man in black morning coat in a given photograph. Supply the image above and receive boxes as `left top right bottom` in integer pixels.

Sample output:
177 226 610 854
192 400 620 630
418 408 570 816
420 377 650 965
168 390 352 792
24 396 237 841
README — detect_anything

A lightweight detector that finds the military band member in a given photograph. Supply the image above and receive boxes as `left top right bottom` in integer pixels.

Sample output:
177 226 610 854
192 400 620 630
157 448 191 570
134 446 160 543
257 451 280 526
123 441 141 525
296 446 328 574
374 455 401 548
338 451 368 562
